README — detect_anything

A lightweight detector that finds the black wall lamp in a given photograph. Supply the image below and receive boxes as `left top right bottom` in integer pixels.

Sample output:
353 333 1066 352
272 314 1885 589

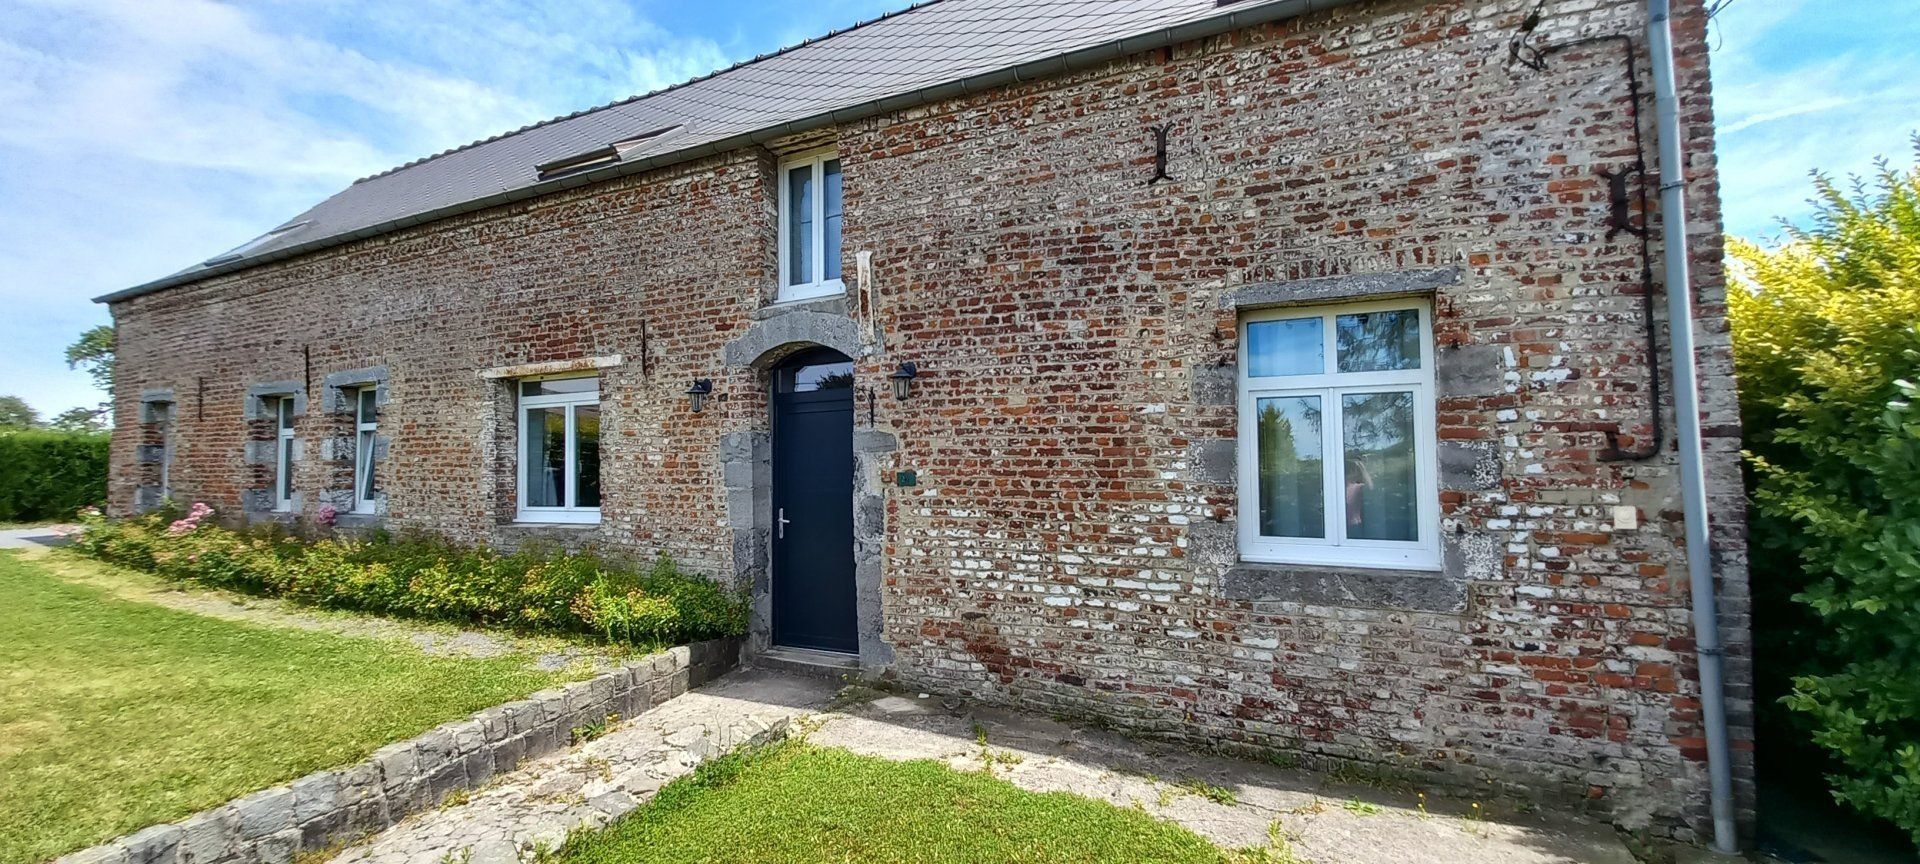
686 378 713 413
888 362 918 400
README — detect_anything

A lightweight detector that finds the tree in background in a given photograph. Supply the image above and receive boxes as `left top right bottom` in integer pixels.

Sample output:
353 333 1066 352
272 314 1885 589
48 408 108 433
65 325 115 420
1731 146 1920 844
0 396 39 430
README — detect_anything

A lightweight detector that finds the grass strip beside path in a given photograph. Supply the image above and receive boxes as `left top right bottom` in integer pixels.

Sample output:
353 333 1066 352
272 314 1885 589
0 551 566 864
556 738 1234 864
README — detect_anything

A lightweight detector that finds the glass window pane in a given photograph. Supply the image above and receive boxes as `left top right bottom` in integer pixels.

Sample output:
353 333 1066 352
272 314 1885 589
1336 309 1422 372
520 377 597 397
787 164 814 285
358 389 377 423
788 360 854 392
1342 392 1419 541
357 430 377 501
1246 317 1323 377
823 159 843 282
1256 395 1325 538
278 397 294 429
524 407 566 508
278 438 294 500
574 406 601 509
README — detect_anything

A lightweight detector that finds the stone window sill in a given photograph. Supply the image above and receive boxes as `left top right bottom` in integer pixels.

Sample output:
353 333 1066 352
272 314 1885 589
1222 561 1465 612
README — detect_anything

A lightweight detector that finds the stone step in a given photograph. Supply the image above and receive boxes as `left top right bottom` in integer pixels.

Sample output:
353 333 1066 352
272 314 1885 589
750 647 860 681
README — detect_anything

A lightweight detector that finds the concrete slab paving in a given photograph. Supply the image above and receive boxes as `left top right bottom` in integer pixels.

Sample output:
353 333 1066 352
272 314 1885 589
328 669 837 864
808 688 1640 864
326 667 1641 864
0 524 75 549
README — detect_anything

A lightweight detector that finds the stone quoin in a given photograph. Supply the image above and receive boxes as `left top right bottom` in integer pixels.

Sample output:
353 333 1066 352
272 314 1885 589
99 0 1750 843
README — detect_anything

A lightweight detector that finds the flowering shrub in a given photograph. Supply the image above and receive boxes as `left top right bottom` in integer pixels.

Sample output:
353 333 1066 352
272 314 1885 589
71 509 747 648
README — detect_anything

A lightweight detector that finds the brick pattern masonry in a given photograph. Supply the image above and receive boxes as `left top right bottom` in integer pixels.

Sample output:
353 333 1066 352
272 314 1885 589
105 0 1749 843
55 640 740 864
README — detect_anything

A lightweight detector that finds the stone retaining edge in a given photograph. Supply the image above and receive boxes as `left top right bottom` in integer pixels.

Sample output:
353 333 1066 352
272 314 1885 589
55 636 743 864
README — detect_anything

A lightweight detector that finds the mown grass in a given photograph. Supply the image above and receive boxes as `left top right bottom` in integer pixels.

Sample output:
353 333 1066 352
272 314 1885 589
555 738 1232 864
0 551 568 864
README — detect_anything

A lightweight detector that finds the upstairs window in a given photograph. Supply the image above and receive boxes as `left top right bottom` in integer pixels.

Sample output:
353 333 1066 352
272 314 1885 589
1236 299 1440 570
777 148 844 303
517 376 601 524
353 388 379 514
274 397 296 512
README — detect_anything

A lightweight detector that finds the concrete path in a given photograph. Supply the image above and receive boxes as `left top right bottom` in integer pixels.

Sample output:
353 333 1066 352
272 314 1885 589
813 689 1639 864
328 666 1639 864
328 670 835 864
0 524 75 549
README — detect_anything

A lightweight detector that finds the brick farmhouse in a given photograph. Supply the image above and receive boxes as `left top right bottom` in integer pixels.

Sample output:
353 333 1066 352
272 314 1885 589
101 0 1750 843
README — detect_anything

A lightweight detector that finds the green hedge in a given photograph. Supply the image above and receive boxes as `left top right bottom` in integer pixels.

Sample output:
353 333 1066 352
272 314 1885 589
72 511 748 648
1731 155 1920 844
0 430 109 523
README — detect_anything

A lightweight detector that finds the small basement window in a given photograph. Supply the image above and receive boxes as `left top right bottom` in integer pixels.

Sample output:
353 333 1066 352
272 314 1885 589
777 147 844 303
517 375 601 524
1236 299 1440 570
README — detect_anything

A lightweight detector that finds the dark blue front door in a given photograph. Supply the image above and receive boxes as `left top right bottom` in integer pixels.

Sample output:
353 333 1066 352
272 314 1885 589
771 349 857 653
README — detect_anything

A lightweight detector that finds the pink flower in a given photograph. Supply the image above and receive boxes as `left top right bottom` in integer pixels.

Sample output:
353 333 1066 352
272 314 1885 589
167 519 197 536
188 502 214 519
316 505 339 526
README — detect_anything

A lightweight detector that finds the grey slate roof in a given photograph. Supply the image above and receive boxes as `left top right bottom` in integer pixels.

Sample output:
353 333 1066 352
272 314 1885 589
103 0 1358 302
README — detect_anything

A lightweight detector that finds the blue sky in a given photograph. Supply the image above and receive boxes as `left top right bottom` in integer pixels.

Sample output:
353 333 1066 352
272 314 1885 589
0 0 1913 418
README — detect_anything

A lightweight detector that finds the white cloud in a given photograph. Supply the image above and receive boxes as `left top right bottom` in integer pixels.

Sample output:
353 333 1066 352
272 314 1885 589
1709 0 1920 241
0 0 743 415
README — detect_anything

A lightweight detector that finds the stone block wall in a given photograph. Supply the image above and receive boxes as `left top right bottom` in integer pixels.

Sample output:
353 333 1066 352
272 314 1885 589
105 0 1746 841
56 639 740 864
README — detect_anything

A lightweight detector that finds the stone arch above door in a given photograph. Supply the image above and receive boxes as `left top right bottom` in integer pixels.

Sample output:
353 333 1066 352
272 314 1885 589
722 308 863 370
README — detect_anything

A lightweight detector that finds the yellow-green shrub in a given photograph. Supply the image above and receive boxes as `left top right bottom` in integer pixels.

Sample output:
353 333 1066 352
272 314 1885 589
1731 152 1920 843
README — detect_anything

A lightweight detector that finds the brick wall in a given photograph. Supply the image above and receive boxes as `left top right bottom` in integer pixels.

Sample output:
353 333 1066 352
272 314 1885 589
107 0 1747 841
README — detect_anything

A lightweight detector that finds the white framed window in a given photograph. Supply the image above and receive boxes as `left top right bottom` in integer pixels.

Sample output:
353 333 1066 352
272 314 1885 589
516 376 601 524
273 397 296 512
1236 298 1440 570
776 147 844 303
353 388 379 514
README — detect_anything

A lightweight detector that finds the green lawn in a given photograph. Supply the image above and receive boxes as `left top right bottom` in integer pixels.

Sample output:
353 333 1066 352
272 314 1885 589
556 739 1237 864
0 551 568 864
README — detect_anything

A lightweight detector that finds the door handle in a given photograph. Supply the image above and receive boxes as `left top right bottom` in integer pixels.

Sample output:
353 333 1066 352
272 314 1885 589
778 507 790 540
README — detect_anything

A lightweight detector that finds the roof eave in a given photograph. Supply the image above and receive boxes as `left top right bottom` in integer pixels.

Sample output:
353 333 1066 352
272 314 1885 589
95 0 1363 306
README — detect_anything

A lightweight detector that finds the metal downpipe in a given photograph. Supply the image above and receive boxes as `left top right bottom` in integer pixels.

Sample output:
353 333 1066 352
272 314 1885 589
1645 0 1736 852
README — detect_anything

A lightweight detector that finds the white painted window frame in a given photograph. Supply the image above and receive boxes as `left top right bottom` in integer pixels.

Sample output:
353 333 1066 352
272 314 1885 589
515 376 600 525
775 146 844 303
353 388 379 514
274 397 295 512
1235 297 1441 571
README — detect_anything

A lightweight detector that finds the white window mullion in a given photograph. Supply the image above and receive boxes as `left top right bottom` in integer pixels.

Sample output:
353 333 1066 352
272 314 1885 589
1326 387 1345 547
562 404 578 511
811 160 826 285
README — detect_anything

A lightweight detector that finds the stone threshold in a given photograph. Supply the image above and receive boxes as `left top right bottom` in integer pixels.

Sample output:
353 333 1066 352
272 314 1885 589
55 637 742 864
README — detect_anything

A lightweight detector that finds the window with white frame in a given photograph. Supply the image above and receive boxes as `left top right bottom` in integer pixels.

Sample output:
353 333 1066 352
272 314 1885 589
517 376 601 524
353 388 379 514
273 397 296 512
776 148 844 303
1236 299 1440 570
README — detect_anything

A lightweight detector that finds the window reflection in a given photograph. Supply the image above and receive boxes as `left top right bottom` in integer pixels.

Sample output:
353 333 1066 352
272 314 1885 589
787 361 854 392
1247 317 1322 377
1336 309 1421 372
1257 395 1325 538
1342 392 1417 541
